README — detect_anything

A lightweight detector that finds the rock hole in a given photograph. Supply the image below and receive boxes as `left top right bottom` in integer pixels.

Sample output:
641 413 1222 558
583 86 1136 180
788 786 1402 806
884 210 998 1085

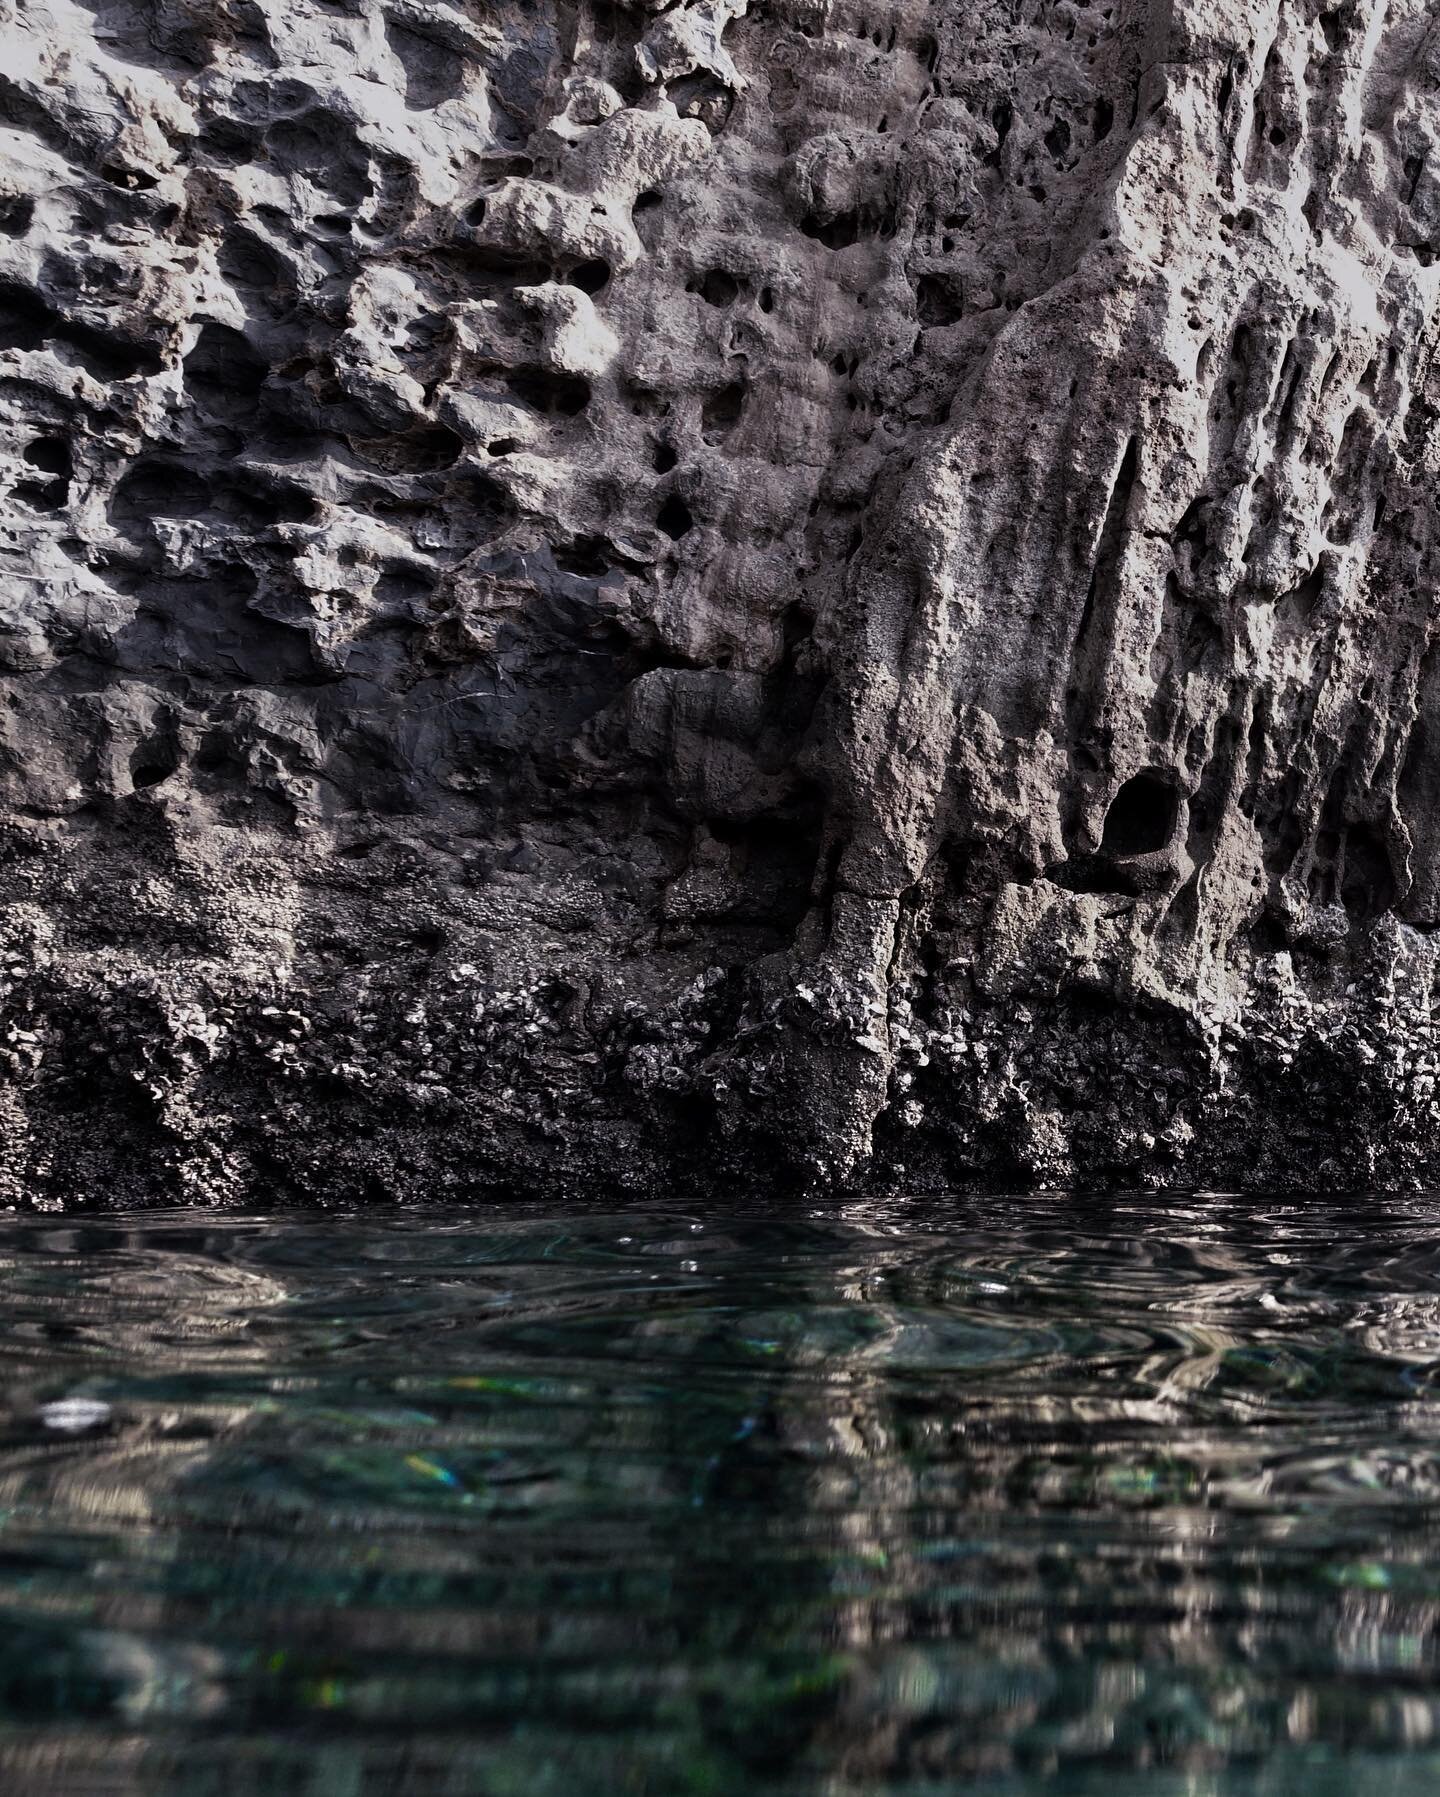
1101 771 1179 857
58 318 162 382
459 471 512 536
22 437 67 475
758 285 774 313
100 163 158 190
504 368 591 415
1179 596 1222 669
184 322 267 416
554 536 611 577
987 98 1013 166
915 273 964 325
800 210 863 248
667 71 734 131
130 745 179 790
652 441 678 473
1341 823 1395 920
0 194 34 236
698 268 739 306
0 279 51 351
198 118 261 164
352 424 465 474
476 152 533 181
111 459 212 525
194 732 247 776
375 564 437 608
447 244 553 292
1277 565 1324 618
218 232 296 316
657 495 694 540
568 258 611 295
781 601 814 655
702 380 746 440
1093 98 1114 142
15 434 70 510
633 189 663 213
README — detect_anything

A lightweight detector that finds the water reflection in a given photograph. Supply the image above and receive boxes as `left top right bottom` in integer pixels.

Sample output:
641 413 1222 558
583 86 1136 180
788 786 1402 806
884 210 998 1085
0 1197 1439 1791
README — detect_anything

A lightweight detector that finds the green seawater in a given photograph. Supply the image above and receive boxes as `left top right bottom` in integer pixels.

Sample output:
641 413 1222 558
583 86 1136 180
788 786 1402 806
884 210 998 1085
2 1195 1440 1793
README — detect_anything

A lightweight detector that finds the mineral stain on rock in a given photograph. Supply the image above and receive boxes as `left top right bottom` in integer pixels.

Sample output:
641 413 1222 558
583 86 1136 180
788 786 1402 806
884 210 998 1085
0 0 1438 1201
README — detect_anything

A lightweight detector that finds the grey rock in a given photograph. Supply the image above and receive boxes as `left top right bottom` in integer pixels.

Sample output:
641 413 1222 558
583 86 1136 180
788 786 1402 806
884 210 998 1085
0 0 1437 1202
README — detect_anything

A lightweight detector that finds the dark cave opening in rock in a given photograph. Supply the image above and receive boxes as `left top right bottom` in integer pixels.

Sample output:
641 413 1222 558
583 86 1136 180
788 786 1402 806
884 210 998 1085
568 258 611 295
1340 823 1396 921
130 744 180 789
1101 771 1180 858
701 379 745 440
15 434 71 508
696 269 739 306
656 494 694 540
504 367 592 416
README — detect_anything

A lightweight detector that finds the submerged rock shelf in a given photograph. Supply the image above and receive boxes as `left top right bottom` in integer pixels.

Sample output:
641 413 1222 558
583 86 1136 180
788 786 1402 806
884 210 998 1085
0 0 1439 1200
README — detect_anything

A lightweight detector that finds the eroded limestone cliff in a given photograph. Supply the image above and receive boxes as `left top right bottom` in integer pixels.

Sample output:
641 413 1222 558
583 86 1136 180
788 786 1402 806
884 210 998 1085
1 0 1438 1201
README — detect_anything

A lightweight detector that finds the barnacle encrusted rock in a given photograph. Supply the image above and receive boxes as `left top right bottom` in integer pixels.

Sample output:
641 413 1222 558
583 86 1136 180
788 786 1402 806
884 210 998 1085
1 0 1439 1202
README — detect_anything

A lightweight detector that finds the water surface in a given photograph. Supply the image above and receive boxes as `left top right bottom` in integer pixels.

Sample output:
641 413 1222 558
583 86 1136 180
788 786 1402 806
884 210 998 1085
2 1194 1440 1793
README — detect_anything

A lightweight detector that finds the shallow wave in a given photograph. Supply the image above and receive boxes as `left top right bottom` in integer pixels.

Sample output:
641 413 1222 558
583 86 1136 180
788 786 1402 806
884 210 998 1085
2 1195 1440 1792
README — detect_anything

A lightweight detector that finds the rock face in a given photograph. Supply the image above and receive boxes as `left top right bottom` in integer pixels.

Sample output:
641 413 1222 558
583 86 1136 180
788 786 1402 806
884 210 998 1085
2 0 1440 1202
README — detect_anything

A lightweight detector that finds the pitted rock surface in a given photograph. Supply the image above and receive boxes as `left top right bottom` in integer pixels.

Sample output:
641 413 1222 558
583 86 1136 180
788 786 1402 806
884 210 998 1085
1 0 1439 1201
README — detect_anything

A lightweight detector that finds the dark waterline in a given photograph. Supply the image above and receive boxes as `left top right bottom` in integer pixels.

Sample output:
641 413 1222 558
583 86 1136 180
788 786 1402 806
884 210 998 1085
3 1194 1440 1793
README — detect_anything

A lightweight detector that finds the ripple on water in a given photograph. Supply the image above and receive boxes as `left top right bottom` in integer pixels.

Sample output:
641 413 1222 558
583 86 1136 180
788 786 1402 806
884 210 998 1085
0 1195 1437 1793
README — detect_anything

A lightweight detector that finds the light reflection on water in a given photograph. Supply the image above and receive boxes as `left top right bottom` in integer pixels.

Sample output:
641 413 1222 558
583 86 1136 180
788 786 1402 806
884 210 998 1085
1 1196 1440 1791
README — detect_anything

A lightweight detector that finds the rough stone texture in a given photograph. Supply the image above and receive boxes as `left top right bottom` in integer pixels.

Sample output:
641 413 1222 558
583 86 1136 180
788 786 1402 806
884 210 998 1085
1 0 1440 1202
